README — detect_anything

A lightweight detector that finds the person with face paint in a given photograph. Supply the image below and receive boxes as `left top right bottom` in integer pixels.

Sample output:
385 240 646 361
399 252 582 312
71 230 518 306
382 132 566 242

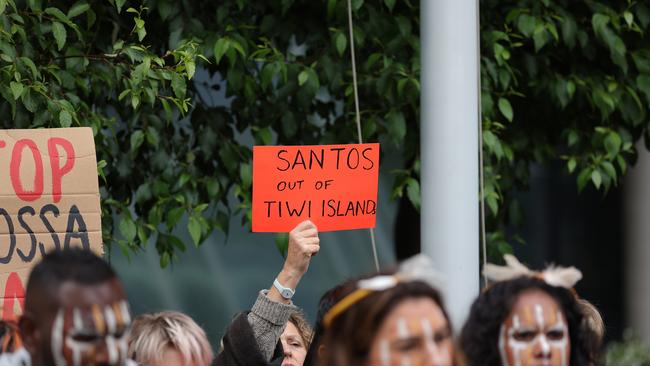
215 220 319 366
318 254 461 366
4 248 137 366
459 255 600 366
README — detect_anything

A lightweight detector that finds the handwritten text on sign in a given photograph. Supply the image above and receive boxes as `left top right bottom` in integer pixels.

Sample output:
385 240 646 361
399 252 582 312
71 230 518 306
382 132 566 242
252 143 380 232
0 128 102 320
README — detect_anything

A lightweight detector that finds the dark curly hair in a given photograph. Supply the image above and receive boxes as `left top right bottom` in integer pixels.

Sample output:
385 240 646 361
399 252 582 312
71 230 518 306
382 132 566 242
459 276 593 366
319 280 452 366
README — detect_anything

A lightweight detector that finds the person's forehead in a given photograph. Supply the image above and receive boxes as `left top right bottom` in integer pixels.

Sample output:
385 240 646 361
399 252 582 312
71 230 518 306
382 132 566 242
283 321 301 337
384 297 447 331
509 289 562 323
56 279 126 309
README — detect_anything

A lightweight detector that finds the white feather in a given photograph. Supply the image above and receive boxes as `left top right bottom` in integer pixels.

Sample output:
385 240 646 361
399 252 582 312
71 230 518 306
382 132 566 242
483 254 533 282
484 255 583 290
542 266 582 289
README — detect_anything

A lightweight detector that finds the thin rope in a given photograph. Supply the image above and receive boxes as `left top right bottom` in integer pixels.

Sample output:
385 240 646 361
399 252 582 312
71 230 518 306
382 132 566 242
347 0 380 272
476 0 488 288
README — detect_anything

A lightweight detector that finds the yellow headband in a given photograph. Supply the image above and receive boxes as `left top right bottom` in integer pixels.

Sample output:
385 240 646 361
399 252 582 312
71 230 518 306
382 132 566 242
322 275 401 328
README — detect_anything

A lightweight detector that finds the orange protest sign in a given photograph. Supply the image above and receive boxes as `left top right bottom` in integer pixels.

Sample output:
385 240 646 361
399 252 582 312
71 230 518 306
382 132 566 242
252 143 380 232
0 128 102 320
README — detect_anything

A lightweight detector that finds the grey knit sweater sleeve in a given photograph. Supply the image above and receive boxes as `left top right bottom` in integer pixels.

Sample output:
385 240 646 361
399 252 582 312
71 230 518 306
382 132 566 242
247 290 296 361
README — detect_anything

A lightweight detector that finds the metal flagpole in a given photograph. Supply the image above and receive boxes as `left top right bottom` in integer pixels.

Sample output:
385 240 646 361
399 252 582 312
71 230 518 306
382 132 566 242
420 0 481 329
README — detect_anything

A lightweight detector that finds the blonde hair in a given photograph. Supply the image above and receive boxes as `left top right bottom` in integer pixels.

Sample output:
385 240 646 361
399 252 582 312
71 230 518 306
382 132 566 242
128 311 214 366
288 311 313 348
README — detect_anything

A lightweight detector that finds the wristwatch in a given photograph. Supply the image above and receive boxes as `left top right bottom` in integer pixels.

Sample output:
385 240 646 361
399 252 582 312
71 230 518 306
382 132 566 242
273 278 295 300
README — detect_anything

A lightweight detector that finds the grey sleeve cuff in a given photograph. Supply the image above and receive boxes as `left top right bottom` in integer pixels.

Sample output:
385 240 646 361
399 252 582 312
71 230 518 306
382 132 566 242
250 290 296 325
247 290 297 360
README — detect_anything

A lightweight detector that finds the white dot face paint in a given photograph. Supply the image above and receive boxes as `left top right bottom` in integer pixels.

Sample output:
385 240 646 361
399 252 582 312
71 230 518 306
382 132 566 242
367 298 454 366
51 299 132 366
498 290 570 366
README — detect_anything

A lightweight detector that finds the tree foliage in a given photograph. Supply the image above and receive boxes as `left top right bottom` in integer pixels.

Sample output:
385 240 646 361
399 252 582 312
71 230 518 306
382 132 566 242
1 0 648 264
480 0 650 256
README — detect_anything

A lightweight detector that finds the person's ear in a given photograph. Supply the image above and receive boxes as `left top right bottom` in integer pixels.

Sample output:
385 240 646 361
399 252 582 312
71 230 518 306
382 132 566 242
19 313 39 354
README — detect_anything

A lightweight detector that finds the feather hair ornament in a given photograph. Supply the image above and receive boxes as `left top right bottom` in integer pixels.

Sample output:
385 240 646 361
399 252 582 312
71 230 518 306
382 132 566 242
483 254 582 289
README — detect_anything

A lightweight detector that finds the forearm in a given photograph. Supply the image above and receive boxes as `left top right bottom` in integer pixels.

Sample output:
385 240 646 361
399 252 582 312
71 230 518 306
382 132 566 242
247 290 296 361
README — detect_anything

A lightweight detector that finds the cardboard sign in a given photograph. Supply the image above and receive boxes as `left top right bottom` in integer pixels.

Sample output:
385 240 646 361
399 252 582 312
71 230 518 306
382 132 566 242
0 128 102 320
252 143 380 232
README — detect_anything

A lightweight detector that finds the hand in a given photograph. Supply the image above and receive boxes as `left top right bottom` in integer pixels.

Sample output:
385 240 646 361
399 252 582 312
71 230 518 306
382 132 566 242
282 220 320 279
268 220 319 304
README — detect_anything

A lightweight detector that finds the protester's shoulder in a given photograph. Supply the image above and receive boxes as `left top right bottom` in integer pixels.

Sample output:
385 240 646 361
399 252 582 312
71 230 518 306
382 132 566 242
0 349 31 366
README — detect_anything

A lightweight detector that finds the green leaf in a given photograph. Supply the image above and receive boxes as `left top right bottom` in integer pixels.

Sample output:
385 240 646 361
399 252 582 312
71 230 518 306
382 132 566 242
160 252 170 268
27 0 41 11
166 207 185 229
533 23 548 52
119 215 137 242
298 69 309 86
384 0 395 11
240 163 252 188
567 158 577 173
282 112 297 138
186 60 196 79
214 38 230 64
205 180 220 201
188 215 201 246
498 97 513 122
577 168 591 192
396 16 412 37
9 81 23 100
601 161 617 183
45 7 70 24
130 130 145 152
146 126 160 148
52 21 67 50
592 14 610 35
19 57 39 79
118 89 130 101
591 169 602 189
604 132 622 157
67 2 89 18
171 72 186 99
115 0 126 13
335 32 347 56
386 111 406 145
406 178 420 212
624 11 634 27
59 109 72 127
637 75 650 102
517 14 536 37
562 15 577 48
275 232 288 257
566 80 576 99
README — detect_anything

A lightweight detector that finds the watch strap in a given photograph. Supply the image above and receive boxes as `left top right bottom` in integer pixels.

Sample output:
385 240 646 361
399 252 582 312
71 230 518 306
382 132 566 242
273 278 295 300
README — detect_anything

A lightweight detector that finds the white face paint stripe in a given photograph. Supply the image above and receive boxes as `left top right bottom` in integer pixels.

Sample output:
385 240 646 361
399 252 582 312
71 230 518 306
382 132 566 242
106 336 118 364
421 318 451 365
552 310 569 366
120 301 131 325
396 318 409 339
71 308 83 366
508 315 523 366
103 306 119 364
104 306 117 333
379 339 390 366
498 324 510 366
51 309 68 366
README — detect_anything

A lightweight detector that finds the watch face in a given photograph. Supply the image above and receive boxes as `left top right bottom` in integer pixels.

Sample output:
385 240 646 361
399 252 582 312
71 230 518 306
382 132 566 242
282 289 293 299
